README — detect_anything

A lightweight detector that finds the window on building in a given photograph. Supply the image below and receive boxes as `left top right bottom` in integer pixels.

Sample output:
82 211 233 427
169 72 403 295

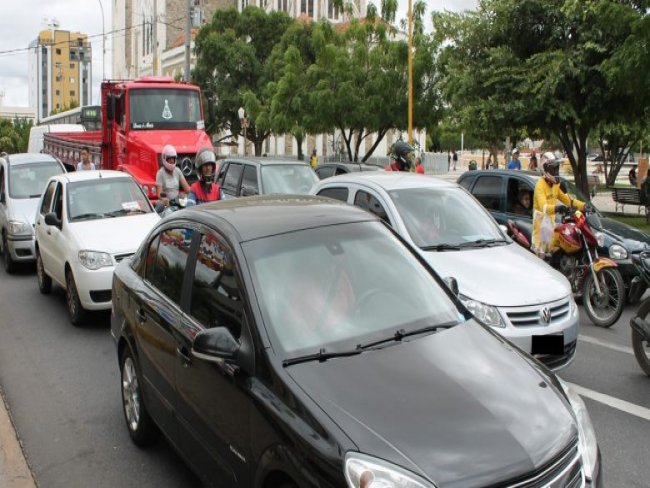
56 48 61 55
70 77 75 84
55 90 60 96
70 91 75 97
278 0 288 11
70 63 75 69
328 0 340 19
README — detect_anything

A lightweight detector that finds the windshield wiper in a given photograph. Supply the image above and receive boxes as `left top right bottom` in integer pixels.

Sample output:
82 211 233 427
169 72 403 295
420 243 461 251
72 213 104 221
283 348 362 367
355 322 457 351
105 208 147 217
458 238 508 248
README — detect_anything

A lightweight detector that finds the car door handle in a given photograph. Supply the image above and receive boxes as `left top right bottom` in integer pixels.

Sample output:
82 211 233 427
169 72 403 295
176 347 192 367
135 308 146 323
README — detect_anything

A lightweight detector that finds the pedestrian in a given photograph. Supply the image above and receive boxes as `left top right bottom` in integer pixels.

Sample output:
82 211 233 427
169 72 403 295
528 151 538 171
452 150 458 171
76 146 96 171
447 150 451 170
485 155 493 169
629 166 638 187
414 157 425 174
309 149 318 169
507 148 522 170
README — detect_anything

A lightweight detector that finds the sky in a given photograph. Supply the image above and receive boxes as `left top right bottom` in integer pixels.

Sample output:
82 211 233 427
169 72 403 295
0 0 478 108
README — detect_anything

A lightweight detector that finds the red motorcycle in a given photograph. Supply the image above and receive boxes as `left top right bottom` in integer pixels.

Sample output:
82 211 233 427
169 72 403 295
507 208 625 328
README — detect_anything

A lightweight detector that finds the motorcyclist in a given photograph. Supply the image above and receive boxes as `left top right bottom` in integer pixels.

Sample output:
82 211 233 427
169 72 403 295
156 144 190 206
188 148 221 204
532 152 590 254
386 141 415 172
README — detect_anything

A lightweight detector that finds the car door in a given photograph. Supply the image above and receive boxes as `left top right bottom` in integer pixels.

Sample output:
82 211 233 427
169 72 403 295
221 163 244 200
132 227 196 445
175 229 251 486
41 182 68 286
34 180 57 269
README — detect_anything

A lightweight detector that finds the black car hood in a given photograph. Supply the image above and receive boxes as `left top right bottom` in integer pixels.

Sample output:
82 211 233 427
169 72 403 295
287 322 577 488
599 215 650 252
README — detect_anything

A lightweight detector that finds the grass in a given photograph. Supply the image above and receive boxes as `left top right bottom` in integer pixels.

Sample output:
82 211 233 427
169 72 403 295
603 212 650 234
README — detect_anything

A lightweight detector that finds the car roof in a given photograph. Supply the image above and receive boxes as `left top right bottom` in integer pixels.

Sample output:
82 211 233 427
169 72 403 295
52 170 133 184
176 195 377 242
317 162 381 169
221 158 310 167
459 169 540 181
4 153 61 166
317 172 458 191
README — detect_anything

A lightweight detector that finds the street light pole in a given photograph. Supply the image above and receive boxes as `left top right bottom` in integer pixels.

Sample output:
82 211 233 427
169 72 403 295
97 0 105 80
407 0 413 145
238 107 249 156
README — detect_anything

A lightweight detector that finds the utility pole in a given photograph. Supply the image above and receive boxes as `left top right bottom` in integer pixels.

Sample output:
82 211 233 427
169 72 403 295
153 0 158 75
407 0 413 145
184 0 191 82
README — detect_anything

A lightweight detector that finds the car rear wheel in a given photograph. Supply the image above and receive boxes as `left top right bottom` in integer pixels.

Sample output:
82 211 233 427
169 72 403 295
66 270 87 326
120 347 159 446
36 250 52 294
2 234 16 274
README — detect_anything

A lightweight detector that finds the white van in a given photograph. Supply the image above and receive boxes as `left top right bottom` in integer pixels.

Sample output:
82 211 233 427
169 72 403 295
27 124 85 154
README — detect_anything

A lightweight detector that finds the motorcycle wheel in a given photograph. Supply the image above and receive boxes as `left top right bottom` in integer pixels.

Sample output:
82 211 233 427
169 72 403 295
582 267 625 328
632 299 650 376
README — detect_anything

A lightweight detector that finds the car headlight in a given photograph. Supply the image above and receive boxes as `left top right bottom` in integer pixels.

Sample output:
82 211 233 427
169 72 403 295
594 231 605 248
459 294 505 328
569 295 578 317
558 379 599 481
345 452 436 488
8 220 32 236
78 250 113 270
608 244 628 260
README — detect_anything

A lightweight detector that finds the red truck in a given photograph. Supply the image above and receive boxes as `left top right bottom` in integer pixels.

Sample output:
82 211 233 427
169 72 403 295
43 76 213 200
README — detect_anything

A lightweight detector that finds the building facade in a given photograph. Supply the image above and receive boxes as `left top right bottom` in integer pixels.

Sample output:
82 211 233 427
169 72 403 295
28 30 92 121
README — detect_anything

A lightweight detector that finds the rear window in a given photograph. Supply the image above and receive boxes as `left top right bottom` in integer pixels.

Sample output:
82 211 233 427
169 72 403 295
9 162 64 199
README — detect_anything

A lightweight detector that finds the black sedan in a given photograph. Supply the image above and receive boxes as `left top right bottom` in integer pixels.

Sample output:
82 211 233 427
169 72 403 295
111 196 601 487
314 162 382 179
458 169 650 302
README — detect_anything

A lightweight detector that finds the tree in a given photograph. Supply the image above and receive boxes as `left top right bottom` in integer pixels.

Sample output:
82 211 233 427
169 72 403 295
434 0 649 198
193 7 294 156
0 118 32 153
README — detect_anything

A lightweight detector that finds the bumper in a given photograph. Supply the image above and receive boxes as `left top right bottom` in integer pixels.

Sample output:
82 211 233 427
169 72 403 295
71 264 114 311
587 449 603 487
6 235 36 262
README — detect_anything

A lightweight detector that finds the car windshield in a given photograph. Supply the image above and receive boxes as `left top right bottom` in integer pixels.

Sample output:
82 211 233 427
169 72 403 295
67 178 152 222
129 88 202 130
389 187 505 248
244 221 464 357
261 165 318 195
9 162 63 199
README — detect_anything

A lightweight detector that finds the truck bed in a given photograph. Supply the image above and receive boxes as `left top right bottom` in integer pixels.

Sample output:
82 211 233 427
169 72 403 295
43 131 103 169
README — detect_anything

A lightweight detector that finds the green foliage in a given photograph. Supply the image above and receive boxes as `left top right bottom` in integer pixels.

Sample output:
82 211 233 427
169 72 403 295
0 117 32 153
49 99 79 116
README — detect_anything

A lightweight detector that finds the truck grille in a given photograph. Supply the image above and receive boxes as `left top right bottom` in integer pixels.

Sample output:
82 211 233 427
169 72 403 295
504 440 584 488
504 297 571 327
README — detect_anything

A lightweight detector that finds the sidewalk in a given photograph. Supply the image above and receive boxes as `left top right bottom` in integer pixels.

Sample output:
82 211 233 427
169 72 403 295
0 390 35 487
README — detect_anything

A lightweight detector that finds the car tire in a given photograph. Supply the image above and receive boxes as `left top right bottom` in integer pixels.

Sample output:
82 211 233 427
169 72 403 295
120 347 159 446
66 270 87 326
36 250 52 294
627 283 647 305
2 234 16 274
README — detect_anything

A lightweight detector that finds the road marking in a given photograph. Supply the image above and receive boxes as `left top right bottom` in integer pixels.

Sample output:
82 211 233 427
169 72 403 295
578 334 633 355
567 382 650 421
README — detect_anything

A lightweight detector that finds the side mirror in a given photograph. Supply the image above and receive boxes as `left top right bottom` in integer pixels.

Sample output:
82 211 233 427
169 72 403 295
443 276 459 297
44 212 62 229
192 327 240 363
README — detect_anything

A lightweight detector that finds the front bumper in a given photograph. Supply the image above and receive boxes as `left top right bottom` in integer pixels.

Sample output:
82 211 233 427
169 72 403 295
6 235 35 262
70 264 114 311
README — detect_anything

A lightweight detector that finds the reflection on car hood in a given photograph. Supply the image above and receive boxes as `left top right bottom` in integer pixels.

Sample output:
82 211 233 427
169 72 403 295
288 322 576 488
600 216 650 252
71 213 160 255
9 197 39 229
421 244 570 306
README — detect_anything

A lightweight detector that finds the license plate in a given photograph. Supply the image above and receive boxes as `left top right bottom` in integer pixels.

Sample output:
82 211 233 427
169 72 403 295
532 334 564 355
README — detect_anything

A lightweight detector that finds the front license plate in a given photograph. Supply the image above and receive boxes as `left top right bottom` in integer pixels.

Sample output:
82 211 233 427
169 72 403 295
532 334 564 355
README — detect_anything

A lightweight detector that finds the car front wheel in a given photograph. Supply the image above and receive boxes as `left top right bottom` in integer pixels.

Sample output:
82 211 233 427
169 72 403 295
120 347 159 446
36 250 52 294
66 270 87 326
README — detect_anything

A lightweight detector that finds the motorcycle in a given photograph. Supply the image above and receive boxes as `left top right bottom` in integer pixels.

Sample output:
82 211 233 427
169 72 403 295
507 207 625 328
629 251 650 376
154 194 194 218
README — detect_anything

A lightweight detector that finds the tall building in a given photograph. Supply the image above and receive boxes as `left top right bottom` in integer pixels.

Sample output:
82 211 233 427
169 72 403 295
28 30 92 121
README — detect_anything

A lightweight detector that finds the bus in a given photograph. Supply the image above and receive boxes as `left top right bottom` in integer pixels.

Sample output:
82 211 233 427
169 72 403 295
39 105 101 131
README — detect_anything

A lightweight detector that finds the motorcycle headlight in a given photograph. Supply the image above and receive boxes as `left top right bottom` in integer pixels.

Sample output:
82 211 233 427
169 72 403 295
8 220 32 236
345 452 436 488
459 294 505 328
594 231 605 248
608 244 628 260
558 380 599 481
78 250 113 270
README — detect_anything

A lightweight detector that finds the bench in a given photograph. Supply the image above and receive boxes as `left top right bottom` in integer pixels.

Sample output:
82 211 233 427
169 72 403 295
611 188 650 221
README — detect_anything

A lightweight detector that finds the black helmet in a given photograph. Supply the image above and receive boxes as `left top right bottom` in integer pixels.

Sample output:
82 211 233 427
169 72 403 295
195 148 217 183
391 141 415 171
541 152 560 176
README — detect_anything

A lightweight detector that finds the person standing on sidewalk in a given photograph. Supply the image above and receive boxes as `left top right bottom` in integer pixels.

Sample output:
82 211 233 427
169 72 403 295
309 149 318 169
508 148 522 170
452 150 458 171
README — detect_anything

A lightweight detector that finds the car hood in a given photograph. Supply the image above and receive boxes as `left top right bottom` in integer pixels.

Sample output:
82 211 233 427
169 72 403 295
421 244 570 307
288 322 577 488
9 197 40 229
599 215 650 252
70 213 159 255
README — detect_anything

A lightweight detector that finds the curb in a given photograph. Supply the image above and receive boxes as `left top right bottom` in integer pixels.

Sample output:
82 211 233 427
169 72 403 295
0 389 36 487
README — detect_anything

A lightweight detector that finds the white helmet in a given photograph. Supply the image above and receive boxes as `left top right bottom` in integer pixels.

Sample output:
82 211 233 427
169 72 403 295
161 144 177 172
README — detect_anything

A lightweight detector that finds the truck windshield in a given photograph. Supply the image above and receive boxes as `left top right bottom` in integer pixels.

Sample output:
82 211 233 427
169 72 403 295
129 89 202 130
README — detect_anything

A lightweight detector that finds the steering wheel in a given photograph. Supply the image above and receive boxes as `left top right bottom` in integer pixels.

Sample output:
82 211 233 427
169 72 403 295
352 288 390 320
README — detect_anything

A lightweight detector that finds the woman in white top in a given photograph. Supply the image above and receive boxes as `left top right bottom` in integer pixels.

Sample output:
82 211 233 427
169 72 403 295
76 146 96 171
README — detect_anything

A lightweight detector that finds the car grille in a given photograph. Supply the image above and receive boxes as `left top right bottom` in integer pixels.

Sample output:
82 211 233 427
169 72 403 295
90 290 112 303
504 440 584 488
535 340 577 370
504 297 571 327
113 253 134 264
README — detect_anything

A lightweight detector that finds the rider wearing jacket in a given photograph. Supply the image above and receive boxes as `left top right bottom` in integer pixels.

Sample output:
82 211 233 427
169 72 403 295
188 148 221 205
532 152 587 254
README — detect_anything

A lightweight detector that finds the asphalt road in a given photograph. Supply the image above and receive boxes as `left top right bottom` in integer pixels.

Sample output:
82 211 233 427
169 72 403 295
1 262 649 487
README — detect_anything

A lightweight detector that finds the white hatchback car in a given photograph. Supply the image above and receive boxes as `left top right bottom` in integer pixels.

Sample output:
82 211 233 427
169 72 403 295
35 170 160 325
312 172 579 370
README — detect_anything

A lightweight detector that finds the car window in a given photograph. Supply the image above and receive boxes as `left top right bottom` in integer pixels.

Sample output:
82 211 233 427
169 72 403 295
458 174 475 190
334 167 349 176
472 176 502 211
506 178 533 217
317 187 349 202
354 190 390 224
240 165 259 196
217 162 228 186
222 163 243 196
316 166 335 179
261 164 318 194
147 228 194 305
8 162 64 199
144 234 161 282
53 183 64 220
0 166 5 198
189 233 243 339
40 181 57 214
